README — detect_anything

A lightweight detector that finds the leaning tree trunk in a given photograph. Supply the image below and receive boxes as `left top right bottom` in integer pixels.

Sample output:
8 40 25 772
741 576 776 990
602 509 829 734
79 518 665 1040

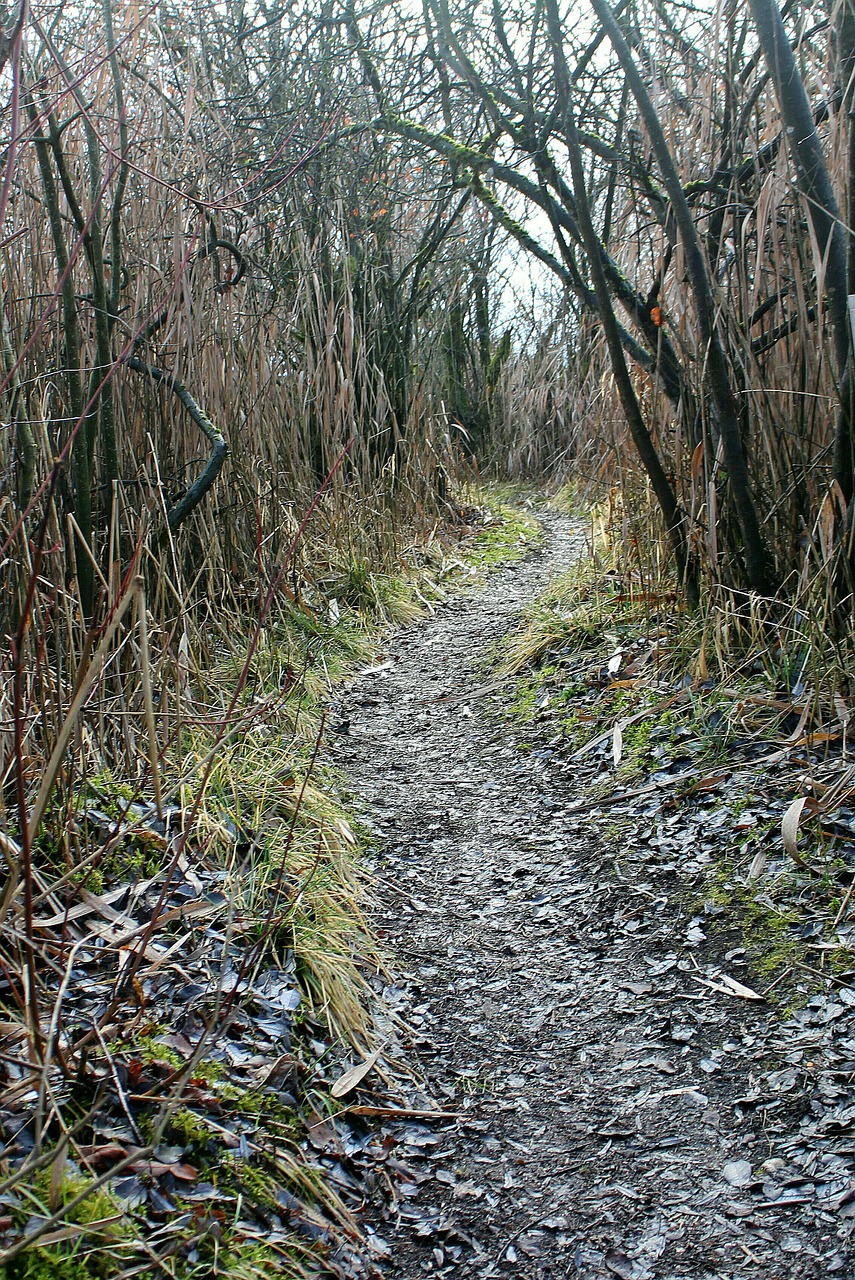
747 0 854 505
591 0 772 597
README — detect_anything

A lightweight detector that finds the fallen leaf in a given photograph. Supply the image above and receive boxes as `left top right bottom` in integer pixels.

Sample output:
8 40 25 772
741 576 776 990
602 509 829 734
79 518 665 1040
130 1159 198 1181
331 1047 383 1099
305 1113 344 1153
782 796 810 868
604 1249 635 1279
619 981 653 995
453 1180 484 1199
694 974 764 1001
83 1143 132 1168
723 1159 754 1187
747 848 767 881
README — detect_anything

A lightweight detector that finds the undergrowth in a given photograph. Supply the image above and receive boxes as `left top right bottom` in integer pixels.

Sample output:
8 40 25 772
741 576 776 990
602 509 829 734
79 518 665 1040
447 485 541 573
496 534 855 1007
2 489 534 1277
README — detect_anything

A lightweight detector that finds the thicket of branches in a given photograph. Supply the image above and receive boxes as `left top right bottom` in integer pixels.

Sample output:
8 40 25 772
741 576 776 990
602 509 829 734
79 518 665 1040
10 0 849 639
2 0 855 1263
0 0 851 958
0 0 507 800
339 0 855 615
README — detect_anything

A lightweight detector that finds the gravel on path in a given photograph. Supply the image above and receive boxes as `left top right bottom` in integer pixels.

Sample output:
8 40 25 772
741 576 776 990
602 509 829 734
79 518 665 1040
330 512 854 1280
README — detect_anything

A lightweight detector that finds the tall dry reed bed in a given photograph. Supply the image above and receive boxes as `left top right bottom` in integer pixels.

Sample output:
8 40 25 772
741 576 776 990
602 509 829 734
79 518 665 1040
6 0 855 1268
372 0 855 628
0 2 484 1272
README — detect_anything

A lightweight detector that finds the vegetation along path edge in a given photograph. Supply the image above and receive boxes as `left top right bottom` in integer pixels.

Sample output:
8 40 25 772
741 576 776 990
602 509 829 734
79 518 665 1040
328 511 855 1280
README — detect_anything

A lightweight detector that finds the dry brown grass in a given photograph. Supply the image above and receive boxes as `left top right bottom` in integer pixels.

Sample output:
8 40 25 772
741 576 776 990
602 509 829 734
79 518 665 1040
483 1 853 646
0 4 476 1270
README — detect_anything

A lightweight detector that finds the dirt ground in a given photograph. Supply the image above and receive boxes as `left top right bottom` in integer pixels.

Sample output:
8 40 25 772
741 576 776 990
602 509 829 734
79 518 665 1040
329 513 855 1280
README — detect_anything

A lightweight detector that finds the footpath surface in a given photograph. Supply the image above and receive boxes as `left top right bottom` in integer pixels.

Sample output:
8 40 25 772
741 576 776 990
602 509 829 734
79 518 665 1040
330 514 855 1280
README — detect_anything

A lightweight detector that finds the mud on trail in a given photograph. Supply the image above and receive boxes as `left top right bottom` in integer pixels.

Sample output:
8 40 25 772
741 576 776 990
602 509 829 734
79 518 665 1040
329 513 854 1280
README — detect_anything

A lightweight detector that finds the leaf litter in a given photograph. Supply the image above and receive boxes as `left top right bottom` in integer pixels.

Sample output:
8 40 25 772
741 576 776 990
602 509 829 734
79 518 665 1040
325 510 855 1278
0 500 542 1277
21 504 855 1276
0 787 385 1275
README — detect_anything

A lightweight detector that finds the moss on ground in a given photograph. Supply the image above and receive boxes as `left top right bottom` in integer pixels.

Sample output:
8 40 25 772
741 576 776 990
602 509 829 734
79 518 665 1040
495 546 855 1008
700 862 805 990
5 485 536 1278
464 503 540 569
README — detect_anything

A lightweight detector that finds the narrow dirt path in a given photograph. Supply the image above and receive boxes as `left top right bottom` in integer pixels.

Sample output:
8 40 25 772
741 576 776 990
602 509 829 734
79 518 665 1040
331 514 851 1280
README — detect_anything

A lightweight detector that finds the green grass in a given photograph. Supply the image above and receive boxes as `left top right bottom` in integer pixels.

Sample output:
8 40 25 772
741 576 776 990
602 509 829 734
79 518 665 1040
3 489 558 1278
463 500 540 570
4 1174 133 1280
547 478 594 518
494 547 855 1004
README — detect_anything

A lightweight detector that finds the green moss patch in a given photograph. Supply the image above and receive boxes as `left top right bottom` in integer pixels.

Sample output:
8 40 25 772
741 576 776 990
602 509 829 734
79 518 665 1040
495 552 855 1005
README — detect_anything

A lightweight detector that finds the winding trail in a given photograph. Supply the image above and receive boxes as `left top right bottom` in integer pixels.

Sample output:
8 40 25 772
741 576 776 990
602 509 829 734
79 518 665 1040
331 513 848 1280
